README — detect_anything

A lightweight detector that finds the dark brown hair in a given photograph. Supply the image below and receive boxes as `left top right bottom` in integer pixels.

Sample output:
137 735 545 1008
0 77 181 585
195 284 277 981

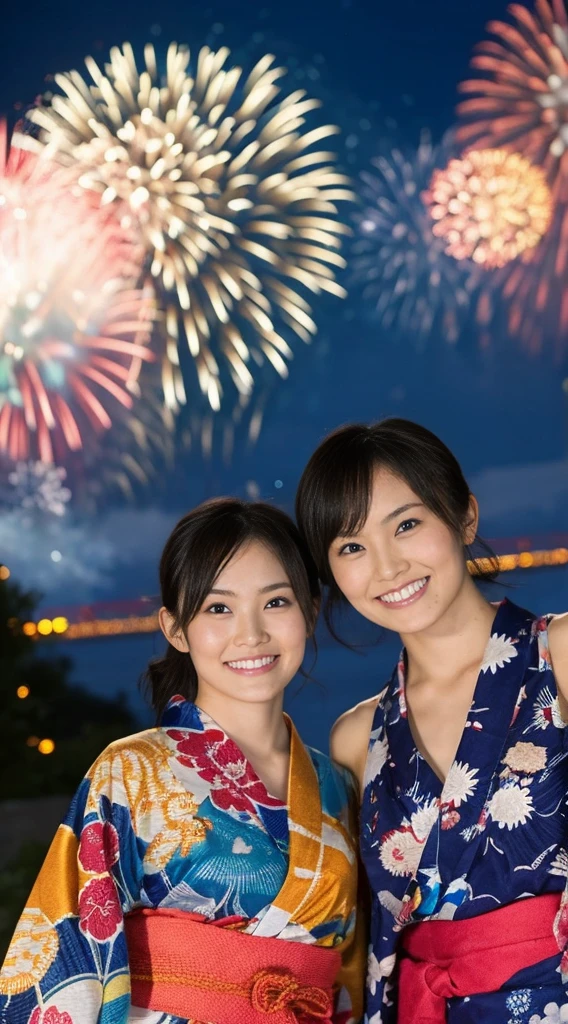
142 498 320 721
295 418 498 636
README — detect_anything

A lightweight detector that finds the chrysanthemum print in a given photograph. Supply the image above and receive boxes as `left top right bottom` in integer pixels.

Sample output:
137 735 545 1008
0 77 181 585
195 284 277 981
481 631 519 674
361 599 568 1023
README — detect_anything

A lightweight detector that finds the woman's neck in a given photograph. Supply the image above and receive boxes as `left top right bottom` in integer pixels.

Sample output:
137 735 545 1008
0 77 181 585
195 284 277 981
401 579 498 686
194 689 290 759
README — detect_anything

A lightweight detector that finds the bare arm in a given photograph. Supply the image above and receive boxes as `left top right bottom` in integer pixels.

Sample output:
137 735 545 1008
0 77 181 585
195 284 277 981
548 613 568 722
330 696 380 797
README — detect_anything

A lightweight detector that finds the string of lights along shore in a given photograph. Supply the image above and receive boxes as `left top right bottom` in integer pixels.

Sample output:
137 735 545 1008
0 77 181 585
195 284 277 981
1 1 568 528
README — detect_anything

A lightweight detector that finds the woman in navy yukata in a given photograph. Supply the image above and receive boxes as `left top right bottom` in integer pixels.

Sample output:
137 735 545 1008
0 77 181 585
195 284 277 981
296 418 568 1024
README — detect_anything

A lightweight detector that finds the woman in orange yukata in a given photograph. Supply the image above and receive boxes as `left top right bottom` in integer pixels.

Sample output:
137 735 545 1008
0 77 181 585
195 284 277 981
0 498 365 1024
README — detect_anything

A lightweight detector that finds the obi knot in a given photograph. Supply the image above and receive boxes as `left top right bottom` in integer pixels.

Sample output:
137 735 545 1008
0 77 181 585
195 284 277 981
250 968 333 1021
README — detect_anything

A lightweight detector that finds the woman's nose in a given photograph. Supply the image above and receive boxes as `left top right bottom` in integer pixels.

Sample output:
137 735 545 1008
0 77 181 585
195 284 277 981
233 613 270 647
373 544 410 582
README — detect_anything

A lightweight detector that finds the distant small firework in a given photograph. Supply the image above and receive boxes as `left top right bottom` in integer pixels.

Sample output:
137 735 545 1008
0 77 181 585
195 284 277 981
0 125 155 464
351 131 473 344
3 460 71 516
457 0 568 176
20 42 353 412
425 149 552 268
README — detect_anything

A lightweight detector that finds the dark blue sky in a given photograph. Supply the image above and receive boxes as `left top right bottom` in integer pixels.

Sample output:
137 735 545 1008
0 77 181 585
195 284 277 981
3 0 567 748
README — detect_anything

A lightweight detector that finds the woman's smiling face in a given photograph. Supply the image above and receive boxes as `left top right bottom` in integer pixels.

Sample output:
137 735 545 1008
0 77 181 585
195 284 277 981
328 467 477 634
164 539 309 708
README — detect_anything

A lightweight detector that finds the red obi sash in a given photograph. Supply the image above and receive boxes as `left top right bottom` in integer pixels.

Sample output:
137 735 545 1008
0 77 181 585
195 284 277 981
397 891 562 1023
125 908 341 1024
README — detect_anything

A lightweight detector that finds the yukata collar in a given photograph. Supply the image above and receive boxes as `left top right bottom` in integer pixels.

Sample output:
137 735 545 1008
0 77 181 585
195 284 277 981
161 696 326 933
387 597 536 803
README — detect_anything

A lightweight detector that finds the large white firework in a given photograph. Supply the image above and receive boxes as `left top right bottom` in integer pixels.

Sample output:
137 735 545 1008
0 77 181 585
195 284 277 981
21 42 353 411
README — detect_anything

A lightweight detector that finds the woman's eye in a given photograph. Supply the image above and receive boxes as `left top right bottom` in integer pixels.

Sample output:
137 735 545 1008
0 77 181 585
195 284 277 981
396 518 420 535
265 596 290 609
338 542 364 555
207 603 231 614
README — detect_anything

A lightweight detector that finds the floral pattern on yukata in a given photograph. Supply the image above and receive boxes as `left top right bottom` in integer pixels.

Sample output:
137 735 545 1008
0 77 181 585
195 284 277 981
361 599 568 1024
0 700 364 1024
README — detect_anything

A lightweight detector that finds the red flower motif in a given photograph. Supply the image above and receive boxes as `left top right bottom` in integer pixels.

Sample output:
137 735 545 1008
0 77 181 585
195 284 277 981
29 1008 74 1024
441 809 461 831
79 875 122 942
555 901 568 949
167 725 283 817
79 821 119 874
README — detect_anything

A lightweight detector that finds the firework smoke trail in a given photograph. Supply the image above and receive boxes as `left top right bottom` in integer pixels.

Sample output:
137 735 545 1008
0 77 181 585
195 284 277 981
19 42 354 412
0 124 155 465
351 131 474 344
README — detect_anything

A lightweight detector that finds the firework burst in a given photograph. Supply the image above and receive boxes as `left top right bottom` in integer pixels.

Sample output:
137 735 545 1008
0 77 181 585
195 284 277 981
2 460 71 517
457 0 568 177
351 131 473 343
424 148 552 268
456 1 568 353
20 42 353 411
0 125 155 465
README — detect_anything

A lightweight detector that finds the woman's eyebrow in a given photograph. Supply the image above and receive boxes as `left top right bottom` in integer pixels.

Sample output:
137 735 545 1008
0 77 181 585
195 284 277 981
209 582 293 596
381 502 424 525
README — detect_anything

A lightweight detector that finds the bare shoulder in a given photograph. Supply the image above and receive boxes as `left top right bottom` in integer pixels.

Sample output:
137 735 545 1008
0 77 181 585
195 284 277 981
548 614 568 706
330 691 384 794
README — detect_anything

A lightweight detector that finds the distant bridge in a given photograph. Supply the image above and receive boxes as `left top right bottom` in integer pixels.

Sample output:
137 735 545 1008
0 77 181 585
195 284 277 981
16 532 568 642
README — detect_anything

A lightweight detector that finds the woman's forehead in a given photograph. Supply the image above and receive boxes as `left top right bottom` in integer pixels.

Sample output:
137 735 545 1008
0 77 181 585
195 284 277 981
215 540 290 585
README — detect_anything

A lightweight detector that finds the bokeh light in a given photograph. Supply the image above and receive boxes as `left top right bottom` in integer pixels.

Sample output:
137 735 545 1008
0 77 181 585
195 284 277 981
38 738 55 755
16 685 30 698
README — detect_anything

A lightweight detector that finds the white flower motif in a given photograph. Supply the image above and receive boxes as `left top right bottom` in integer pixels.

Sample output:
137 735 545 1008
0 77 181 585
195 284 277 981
502 741 547 774
488 784 534 830
550 848 568 877
481 633 518 674
410 799 439 840
379 828 423 877
506 988 531 1014
529 1003 568 1024
367 951 396 996
364 733 389 789
442 761 479 807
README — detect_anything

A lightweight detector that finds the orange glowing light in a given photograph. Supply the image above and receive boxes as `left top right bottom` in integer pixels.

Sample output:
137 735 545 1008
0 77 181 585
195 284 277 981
425 150 552 268
0 565 10 580
37 618 53 636
22 621 37 637
38 738 55 755
26 736 40 747
16 685 30 699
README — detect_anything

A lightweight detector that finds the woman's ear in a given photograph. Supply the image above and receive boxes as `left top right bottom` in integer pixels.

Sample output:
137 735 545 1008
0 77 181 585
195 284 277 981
159 607 189 653
463 494 479 547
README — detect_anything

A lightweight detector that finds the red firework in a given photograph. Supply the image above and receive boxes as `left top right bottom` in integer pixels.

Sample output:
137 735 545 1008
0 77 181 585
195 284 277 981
456 0 568 352
0 123 155 465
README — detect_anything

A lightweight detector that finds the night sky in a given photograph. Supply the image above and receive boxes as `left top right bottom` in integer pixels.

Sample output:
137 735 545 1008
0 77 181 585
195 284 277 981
2 0 567 748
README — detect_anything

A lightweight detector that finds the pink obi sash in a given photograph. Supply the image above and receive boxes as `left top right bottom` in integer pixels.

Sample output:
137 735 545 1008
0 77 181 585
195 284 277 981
125 908 342 1024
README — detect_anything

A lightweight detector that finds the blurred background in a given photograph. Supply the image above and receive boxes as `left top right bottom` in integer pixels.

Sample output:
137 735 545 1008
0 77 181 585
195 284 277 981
1 0 567 956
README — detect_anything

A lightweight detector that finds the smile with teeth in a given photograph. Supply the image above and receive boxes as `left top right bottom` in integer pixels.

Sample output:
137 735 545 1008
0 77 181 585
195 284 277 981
226 655 278 670
378 576 429 605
